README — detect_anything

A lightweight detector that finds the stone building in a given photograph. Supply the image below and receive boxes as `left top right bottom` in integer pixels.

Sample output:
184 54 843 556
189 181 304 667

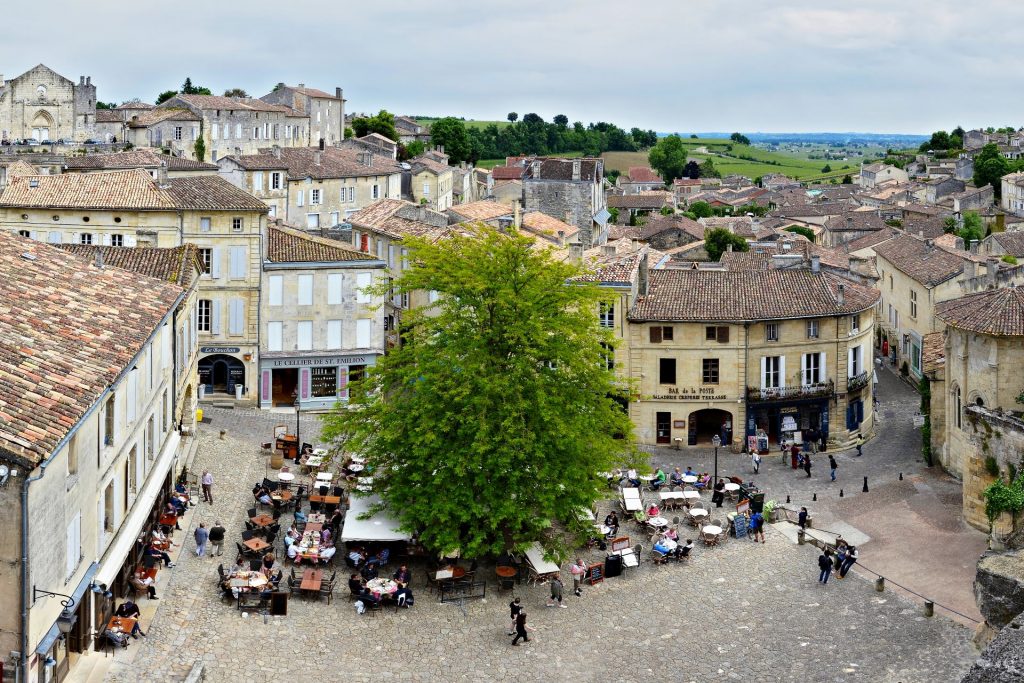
523 157 609 248
124 108 203 156
1000 171 1024 216
859 163 909 188
217 144 402 226
0 64 97 142
617 166 664 195
933 287 1024 532
0 168 269 399
259 84 345 147
259 224 386 409
626 268 878 448
62 149 218 177
407 152 454 211
0 232 193 683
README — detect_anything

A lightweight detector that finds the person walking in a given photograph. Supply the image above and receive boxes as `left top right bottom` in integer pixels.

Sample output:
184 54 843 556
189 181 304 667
194 522 209 558
208 520 226 556
803 454 812 478
807 428 818 454
201 470 214 504
838 545 858 578
511 611 534 646
818 549 833 584
749 510 766 543
547 576 566 608
752 451 762 474
570 558 586 597
712 478 726 508
798 507 808 530
855 433 864 457
829 454 838 482
507 597 522 635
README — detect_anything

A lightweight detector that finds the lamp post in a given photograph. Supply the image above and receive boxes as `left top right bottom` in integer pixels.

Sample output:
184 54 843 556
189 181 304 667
712 434 721 483
32 587 78 635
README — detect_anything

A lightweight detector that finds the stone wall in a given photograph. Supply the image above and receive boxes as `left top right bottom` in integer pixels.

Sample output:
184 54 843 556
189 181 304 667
962 549 1024 682
523 179 594 247
957 407 1024 533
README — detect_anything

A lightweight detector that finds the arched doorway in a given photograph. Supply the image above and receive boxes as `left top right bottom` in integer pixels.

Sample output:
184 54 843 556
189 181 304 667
689 408 733 445
30 110 53 141
198 354 245 394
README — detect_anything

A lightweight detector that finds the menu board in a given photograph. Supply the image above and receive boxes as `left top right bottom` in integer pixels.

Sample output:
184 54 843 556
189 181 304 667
586 562 604 585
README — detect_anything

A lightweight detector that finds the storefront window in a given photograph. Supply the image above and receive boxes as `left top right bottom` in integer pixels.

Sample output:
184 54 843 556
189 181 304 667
310 367 338 398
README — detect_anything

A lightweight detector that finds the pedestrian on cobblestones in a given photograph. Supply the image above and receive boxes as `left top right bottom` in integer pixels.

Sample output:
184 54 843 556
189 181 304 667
752 451 761 474
798 507 808 530
570 558 586 597
511 611 533 645
856 433 864 456
201 470 214 504
803 455 812 478
208 521 226 556
829 455 838 482
807 428 818 454
508 597 522 635
749 510 765 543
818 549 833 584
838 545 858 578
547 577 566 608
194 522 209 557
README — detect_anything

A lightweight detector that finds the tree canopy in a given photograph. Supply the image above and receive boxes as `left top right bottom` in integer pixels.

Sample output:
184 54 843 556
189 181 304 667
730 132 751 146
973 143 1010 198
688 201 713 218
704 228 749 261
507 112 518 123
320 226 635 559
647 135 688 184
784 225 816 241
427 117 472 163
223 88 249 97
155 90 177 105
352 110 400 143
155 77 211 105
457 117 655 162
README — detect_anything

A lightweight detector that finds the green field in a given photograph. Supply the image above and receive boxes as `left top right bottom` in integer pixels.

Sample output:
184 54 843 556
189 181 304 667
602 139 858 183
415 118 510 131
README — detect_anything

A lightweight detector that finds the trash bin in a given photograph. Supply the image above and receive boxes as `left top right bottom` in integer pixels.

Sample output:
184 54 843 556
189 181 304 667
198 383 205 400
196 408 204 423
235 384 243 400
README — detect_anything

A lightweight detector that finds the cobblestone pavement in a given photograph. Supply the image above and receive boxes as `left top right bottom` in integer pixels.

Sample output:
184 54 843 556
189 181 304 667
106 401 978 682
646 365 988 624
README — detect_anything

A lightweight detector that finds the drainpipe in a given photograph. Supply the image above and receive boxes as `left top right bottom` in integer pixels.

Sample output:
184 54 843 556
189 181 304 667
743 322 750 449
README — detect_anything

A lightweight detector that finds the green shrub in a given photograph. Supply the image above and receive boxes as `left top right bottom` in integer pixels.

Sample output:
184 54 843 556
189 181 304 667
1002 254 1019 265
985 456 1000 478
983 475 1024 526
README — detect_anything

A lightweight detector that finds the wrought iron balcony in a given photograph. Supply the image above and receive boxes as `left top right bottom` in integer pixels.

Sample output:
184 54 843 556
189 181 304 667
746 380 835 403
847 371 870 392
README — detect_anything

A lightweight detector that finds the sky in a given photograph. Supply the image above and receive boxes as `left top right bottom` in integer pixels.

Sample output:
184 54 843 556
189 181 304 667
2 0 1020 134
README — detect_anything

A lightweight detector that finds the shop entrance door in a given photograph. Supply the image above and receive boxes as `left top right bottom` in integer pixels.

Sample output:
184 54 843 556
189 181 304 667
272 368 299 407
655 412 671 444
690 408 733 445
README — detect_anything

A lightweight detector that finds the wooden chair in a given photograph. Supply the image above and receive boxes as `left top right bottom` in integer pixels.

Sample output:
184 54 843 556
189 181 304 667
320 580 335 605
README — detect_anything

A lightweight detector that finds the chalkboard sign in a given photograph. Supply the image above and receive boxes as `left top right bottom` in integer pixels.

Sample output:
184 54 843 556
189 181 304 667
733 515 748 539
586 562 604 585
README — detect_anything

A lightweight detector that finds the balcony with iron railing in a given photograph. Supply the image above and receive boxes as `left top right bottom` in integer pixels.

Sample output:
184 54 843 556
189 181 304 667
847 371 870 392
746 380 835 403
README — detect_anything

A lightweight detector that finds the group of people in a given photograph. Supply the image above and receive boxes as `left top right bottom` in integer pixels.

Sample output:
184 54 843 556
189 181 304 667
220 554 284 599
103 600 146 648
816 538 859 584
348 565 415 610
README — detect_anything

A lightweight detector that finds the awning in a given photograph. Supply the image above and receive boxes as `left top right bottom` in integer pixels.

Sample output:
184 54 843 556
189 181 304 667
35 562 98 654
340 495 410 542
95 430 180 585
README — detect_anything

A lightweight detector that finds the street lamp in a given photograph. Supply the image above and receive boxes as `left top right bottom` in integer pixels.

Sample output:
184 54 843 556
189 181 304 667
32 588 77 634
712 434 721 483
292 389 301 452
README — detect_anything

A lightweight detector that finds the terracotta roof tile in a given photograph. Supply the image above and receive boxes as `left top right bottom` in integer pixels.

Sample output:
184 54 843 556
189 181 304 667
225 146 401 179
627 167 661 183
63 150 218 172
491 165 525 180
446 200 512 223
629 270 878 321
519 211 579 239
524 158 602 181
935 287 1024 336
922 331 945 372
95 110 123 123
874 234 971 287
349 199 450 240
607 193 671 209
638 215 705 241
55 243 203 288
127 108 200 127
267 224 376 262
990 232 1024 258
0 233 183 465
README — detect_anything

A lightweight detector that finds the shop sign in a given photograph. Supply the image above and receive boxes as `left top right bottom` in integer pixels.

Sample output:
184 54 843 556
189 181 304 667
201 346 240 354
267 355 371 368
672 420 686 429
651 387 728 401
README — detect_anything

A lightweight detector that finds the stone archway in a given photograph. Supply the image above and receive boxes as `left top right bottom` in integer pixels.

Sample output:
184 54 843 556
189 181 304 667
30 110 53 141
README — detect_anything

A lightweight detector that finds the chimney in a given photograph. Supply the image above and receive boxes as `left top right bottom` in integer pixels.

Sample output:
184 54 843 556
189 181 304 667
364 152 373 167
837 283 845 306
970 240 979 254
572 158 581 181
156 161 168 188
602 245 616 256
638 251 649 295
86 76 91 86
513 201 521 229
79 76 85 85
955 237 965 250
918 230 924 238
417 206 426 221
964 260 976 280
298 83 305 88
335 87 342 99
319 138 325 151
726 243 734 253
811 254 820 273
846 216 853 229
987 258 999 287
277 82 285 90
557 230 565 246
565 210 573 226
569 243 584 263
272 144 281 159
94 249 104 269
314 150 321 165
531 161 542 178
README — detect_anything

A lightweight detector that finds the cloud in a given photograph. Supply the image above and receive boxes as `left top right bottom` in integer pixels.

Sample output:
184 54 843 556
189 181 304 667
0 0 1020 133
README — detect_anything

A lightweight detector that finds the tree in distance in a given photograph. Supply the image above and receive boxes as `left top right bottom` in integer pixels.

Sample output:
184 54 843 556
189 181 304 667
821 164 832 173
688 201 713 218
507 112 518 123
842 174 853 184
427 117 472 163
553 114 569 127
223 88 248 97
648 135 688 183
704 227 749 261
321 225 636 559
973 143 1010 198
730 132 751 146
352 110 399 144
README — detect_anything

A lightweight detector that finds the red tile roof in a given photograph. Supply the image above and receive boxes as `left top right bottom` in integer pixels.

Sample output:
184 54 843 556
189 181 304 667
490 165 525 180
0 233 183 466
874 234 972 287
55 243 204 288
63 150 218 172
266 224 376 263
935 287 1024 336
627 167 662 183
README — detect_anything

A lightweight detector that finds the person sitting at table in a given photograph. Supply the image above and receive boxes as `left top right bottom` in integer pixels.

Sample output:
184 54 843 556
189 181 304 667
348 573 365 595
356 585 380 607
684 467 696 478
604 511 619 537
293 506 307 524
151 527 174 550
646 502 660 518
261 552 276 573
347 548 366 568
321 527 332 544
232 556 246 574
653 537 671 557
286 542 300 563
695 473 711 489
329 508 344 532
163 502 182 530
625 467 640 488
114 600 146 638
393 565 411 584
395 582 414 608
269 568 284 590
361 562 379 581
674 539 695 560
711 478 726 507
144 543 174 568
104 627 130 649
664 526 679 542
320 544 337 565
670 467 684 487
651 467 667 491
254 485 274 507
130 571 158 600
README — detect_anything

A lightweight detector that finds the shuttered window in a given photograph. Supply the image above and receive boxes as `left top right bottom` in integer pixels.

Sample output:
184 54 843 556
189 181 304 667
268 275 283 306
267 322 282 351
297 274 313 306
356 319 371 348
228 299 245 335
327 320 342 349
297 321 313 350
327 273 343 305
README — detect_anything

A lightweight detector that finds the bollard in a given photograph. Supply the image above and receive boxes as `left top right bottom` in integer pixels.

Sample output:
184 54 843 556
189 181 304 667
875 577 885 592
812 493 817 501
863 476 869 493
786 495 791 504
219 429 227 440
924 601 934 617
797 529 805 545
839 489 844 498
899 472 904 481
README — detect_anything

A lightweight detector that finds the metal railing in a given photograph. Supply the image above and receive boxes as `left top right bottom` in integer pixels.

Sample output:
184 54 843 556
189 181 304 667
847 371 870 392
746 380 834 403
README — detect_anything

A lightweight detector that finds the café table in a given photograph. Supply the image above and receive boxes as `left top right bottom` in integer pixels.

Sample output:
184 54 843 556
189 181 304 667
701 524 723 545
306 513 327 524
689 509 709 521
724 483 741 495
347 463 364 473
433 566 466 581
303 455 324 469
595 524 611 536
350 455 366 464
313 448 328 457
270 490 293 504
316 472 334 483
300 568 323 593
308 494 341 506
243 538 270 553
647 516 668 528
229 571 269 589
682 490 701 499
277 471 295 483
495 566 517 580
250 514 274 528
158 512 177 528
682 475 698 484
107 616 136 635
367 577 398 597
659 491 684 501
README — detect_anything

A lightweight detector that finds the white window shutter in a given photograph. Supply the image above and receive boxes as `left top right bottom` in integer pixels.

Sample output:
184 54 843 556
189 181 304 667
124 234 136 247
760 357 767 389
211 300 221 335
847 348 854 378
268 275 283 307
229 246 246 278
356 272 372 303
267 322 282 351
210 247 221 279
297 321 312 350
819 352 827 382
801 354 808 386
29 230 38 240
126 369 137 423
778 356 786 388
298 274 313 306
327 320 342 349
327 273 342 305
297 190 304 207
228 299 244 335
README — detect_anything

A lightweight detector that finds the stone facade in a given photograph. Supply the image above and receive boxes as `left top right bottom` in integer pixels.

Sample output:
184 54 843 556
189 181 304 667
523 158 607 248
1000 172 1024 216
0 64 96 142
259 84 344 147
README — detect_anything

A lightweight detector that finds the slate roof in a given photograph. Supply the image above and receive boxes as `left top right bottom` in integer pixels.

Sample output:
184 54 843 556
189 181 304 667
629 269 878 322
935 287 1024 336
0 232 183 466
989 232 1024 258
0 169 268 211
638 215 705 241
607 193 671 209
772 202 852 218
524 158 602 182
267 224 376 263
446 200 511 223
873 234 970 287
55 243 204 288
225 146 401 179
902 215 949 239
63 150 218 172
823 212 887 233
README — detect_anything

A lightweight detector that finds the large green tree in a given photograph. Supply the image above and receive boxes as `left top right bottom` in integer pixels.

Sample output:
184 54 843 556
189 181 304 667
352 110 399 143
427 117 471 163
974 143 1010 198
321 226 635 558
704 227 749 261
648 134 688 183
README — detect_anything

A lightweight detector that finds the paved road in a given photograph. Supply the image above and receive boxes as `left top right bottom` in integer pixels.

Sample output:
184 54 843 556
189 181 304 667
105 400 977 682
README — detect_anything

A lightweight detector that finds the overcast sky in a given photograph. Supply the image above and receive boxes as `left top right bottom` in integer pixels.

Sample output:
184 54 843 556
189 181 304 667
3 0 1019 134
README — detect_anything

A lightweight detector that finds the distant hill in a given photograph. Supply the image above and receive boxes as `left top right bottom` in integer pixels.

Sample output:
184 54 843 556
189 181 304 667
669 132 928 146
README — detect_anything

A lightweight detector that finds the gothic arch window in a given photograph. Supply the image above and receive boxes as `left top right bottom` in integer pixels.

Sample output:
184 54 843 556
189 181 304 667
952 384 962 430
